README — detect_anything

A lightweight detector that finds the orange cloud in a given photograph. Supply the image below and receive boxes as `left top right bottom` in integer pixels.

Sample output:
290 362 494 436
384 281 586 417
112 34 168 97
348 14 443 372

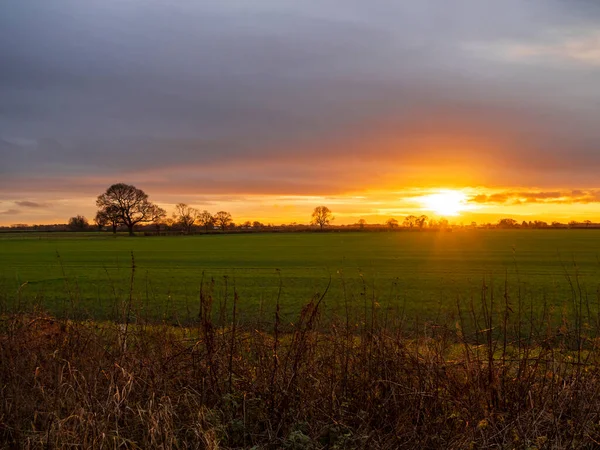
469 190 600 205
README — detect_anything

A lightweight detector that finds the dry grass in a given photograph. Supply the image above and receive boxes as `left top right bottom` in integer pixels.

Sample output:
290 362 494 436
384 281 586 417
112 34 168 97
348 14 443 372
3 261 600 449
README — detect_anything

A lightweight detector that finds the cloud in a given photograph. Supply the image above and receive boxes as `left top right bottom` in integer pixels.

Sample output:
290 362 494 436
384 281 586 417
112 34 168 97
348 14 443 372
1 0 600 217
469 190 600 205
0 209 19 216
15 200 48 208
466 29 600 66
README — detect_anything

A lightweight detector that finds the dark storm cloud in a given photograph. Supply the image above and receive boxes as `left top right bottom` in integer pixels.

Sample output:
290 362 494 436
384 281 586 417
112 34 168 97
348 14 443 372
1 0 600 195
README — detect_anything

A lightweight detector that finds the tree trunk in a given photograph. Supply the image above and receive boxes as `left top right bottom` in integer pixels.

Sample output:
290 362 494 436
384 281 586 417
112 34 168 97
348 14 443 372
127 224 134 236
112 224 117 234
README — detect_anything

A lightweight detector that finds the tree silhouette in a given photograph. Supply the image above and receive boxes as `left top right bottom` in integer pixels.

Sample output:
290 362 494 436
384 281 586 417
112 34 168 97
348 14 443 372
68 215 88 231
403 215 417 228
311 206 333 231
96 183 165 236
214 211 232 231
386 218 399 229
152 215 167 234
173 203 198 234
94 210 107 231
94 206 121 234
416 215 428 229
95 205 121 233
498 218 518 228
197 210 214 231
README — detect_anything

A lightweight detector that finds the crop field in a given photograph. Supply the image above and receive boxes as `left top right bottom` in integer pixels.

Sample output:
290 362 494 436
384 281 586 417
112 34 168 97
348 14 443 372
1 230 600 323
6 230 600 448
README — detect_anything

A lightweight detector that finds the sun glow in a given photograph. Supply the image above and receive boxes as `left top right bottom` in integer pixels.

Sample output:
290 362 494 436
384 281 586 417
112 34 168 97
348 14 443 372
419 190 468 216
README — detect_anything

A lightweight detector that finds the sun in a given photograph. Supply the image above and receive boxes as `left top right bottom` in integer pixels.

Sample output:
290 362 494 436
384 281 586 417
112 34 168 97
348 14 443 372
419 190 468 216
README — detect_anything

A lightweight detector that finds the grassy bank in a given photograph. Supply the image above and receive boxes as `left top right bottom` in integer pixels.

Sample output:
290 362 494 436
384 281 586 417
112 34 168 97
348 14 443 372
2 285 600 449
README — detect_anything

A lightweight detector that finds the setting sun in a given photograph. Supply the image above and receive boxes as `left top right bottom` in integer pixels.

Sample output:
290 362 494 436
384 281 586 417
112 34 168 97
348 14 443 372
419 190 468 216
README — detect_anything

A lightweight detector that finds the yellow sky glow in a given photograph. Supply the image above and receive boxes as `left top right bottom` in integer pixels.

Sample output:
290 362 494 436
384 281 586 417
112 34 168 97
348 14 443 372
416 190 472 216
4 186 600 227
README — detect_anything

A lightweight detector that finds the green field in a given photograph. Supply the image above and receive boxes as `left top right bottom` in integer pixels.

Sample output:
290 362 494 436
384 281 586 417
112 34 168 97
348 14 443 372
1 230 600 323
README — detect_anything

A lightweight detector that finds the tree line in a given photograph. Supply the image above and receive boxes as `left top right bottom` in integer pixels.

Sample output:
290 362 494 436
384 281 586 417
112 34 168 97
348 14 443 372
6 183 597 234
91 183 236 235
89 185 431 235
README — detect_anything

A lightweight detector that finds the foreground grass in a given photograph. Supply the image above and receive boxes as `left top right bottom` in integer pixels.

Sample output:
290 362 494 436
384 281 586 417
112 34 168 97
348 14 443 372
3 290 600 449
4 231 600 447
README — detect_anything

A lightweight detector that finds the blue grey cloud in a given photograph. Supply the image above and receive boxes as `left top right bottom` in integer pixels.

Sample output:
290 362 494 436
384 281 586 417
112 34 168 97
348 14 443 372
1 0 600 197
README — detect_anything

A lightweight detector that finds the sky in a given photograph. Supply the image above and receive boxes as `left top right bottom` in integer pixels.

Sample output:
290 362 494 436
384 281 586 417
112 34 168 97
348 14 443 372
2 0 600 225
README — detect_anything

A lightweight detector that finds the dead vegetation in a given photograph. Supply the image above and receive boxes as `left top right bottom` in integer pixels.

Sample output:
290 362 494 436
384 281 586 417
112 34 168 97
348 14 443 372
3 280 600 450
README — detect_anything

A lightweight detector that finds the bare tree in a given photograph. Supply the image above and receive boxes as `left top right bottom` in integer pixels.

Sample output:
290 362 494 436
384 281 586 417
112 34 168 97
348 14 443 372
94 210 107 231
163 217 175 230
214 211 232 231
403 215 417 228
68 215 88 231
498 218 519 228
96 183 165 236
95 205 121 234
386 218 399 229
197 210 214 231
173 203 199 234
311 206 333 231
152 216 167 234
416 215 428 229
358 218 367 230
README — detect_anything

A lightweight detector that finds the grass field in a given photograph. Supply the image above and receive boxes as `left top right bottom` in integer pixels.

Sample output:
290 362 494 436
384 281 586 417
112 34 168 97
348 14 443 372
5 230 600 448
1 230 600 323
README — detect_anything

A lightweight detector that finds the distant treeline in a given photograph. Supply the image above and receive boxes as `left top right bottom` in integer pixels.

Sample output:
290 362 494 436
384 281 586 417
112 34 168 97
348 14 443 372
3 183 599 234
2 219 600 234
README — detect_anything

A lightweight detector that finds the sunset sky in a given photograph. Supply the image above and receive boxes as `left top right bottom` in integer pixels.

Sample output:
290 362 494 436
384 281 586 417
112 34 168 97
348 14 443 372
2 1 600 226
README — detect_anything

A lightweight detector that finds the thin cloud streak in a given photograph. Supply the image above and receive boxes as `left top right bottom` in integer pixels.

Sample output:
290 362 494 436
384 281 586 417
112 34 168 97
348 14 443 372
467 29 600 66
15 201 49 208
469 190 600 205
